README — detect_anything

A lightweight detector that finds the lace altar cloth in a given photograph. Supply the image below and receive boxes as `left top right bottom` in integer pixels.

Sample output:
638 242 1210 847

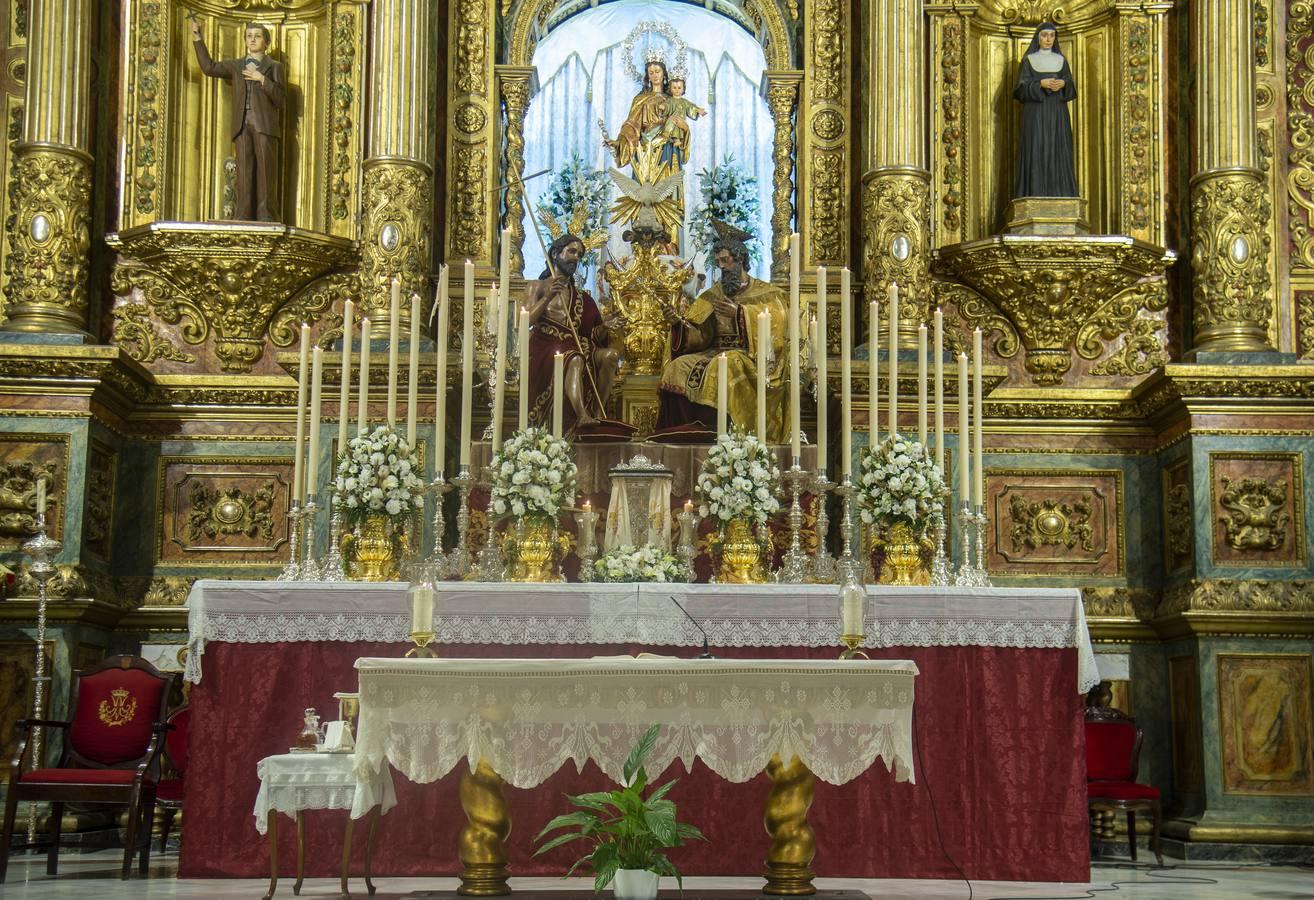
253 751 397 834
185 581 1097 693
352 657 918 789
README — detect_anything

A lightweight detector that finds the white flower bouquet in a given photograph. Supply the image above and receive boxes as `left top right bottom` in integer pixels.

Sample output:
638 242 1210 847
856 435 949 532
694 430 781 526
334 424 426 524
589 545 691 583
489 427 577 521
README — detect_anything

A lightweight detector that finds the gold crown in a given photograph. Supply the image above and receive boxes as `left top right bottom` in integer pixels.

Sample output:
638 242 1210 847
111 688 129 702
537 204 608 253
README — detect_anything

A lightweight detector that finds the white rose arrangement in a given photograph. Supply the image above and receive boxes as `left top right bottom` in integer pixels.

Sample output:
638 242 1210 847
334 424 426 524
589 545 691 583
694 430 781 527
488 427 577 520
856 435 949 531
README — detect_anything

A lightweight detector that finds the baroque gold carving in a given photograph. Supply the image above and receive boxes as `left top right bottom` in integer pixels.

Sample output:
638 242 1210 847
937 16 966 240
1075 280 1170 377
1122 18 1153 236
602 244 689 376
499 71 535 279
3 147 93 332
1083 587 1157 620
1217 476 1290 552
862 170 932 327
455 0 489 94
451 145 488 260
329 8 360 224
128 0 164 218
1189 169 1273 350
1164 481 1194 570
107 223 356 372
1009 495 1094 552
270 271 356 350
1287 1 1314 269
806 0 846 264
359 161 430 320
0 459 58 539
810 150 844 263
1161 580 1314 615
112 302 197 364
809 0 842 101
84 442 116 561
186 481 276 543
764 74 801 273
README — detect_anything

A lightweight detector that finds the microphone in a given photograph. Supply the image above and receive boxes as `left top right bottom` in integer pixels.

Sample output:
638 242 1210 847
670 595 715 659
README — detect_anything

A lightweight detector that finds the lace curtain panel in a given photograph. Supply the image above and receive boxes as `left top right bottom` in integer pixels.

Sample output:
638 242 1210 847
352 657 918 789
253 752 397 834
185 581 1098 693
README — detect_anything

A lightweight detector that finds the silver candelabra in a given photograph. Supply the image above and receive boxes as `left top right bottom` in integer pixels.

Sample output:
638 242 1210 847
449 465 475 579
778 463 809 584
22 509 60 845
833 475 863 586
810 473 835 584
320 484 347 582
277 502 303 581
428 473 452 578
299 493 321 581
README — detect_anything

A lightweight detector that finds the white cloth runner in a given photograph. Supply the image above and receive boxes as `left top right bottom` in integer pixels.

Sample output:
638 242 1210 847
252 751 397 833
186 580 1097 693
352 656 918 789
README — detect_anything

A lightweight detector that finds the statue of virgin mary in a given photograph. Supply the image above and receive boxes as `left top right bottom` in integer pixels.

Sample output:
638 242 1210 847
1012 22 1079 199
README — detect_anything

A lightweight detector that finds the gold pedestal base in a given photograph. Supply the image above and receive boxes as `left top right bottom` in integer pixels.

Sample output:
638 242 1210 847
458 759 511 896
762 754 817 896
615 373 660 439
1005 197 1090 236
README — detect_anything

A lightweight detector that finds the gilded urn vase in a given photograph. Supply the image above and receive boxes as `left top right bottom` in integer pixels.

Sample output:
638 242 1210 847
511 514 558 582
345 514 401 581
718 518 763 584
878 520 927 586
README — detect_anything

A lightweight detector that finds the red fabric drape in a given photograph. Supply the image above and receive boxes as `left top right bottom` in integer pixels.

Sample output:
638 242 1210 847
181 641 1088 882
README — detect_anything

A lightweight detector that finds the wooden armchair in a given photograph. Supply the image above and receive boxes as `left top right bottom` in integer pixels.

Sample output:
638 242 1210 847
0 655 175 881
156 704 190 851
1085 705 1163 865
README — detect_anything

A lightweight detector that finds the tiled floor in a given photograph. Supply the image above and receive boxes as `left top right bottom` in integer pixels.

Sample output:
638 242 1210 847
1 851 1312 900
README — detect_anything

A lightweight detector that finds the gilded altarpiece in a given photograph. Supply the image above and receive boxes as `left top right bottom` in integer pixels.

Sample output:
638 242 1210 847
0 0 26 316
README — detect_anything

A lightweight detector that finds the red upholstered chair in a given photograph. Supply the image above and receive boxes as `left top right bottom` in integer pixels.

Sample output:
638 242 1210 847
156 704 190 851
0 655 175 881
1085 706 1163 865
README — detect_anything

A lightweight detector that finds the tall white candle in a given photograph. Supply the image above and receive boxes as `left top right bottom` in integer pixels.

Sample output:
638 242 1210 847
460 263 475 465
839 268 852 478
815 266 827 472
917 323 928 446
35 477 45 518
973 327 984 509
888 283 899 437
868 299 880 448
410 584 434 635
933 308 945 475
337 300 354 460
387 281 400 428
552 352 564 437
357 318 371 436
789 233 801 460
435 269 450 475
958 352 970 505
292 324 310 504
716 353 728 437
491 284 507 452
757 310 770 440
307 346 324 495
407 293 420 448
518 306 530 432
499 228 511 299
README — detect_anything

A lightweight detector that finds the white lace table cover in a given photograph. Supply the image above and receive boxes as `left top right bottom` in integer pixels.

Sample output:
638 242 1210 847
253 751 398 833
352 657 918 789
186 581 1097 693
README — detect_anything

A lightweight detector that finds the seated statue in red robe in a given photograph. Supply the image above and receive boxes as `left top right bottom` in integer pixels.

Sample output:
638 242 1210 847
524 234 620 434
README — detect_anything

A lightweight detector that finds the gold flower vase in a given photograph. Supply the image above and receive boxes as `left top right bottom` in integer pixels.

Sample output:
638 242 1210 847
879 520 927 586
718 517 763 584
345 514 401 581
512 514 558 582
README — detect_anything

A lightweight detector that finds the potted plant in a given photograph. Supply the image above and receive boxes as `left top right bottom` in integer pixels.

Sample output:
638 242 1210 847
534 724 705 898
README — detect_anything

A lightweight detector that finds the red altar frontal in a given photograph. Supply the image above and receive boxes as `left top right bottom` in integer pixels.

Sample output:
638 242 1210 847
181 582 1095 883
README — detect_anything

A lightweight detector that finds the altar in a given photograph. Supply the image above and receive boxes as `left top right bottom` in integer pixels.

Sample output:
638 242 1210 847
181 580 1095 883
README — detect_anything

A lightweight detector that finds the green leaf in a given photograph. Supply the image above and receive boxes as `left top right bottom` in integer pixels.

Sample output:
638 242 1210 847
535 810 598 840
591 844 619 893
532 831 589 857
644 808 677 846
675 821 707 842
563 853 594 879
646 778 678 804
567 791 620 812
622 725 660 787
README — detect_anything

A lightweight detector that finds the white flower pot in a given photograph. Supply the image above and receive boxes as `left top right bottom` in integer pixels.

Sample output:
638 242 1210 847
612 867 660 900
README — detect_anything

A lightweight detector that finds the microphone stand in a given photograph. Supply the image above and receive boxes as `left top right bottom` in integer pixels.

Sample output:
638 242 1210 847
669 595 715 659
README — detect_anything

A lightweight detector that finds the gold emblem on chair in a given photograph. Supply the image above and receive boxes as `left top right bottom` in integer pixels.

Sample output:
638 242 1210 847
98 688 138 727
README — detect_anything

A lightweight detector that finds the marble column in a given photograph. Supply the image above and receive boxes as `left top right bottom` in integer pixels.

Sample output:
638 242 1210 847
861 0 931 340
1189 0 1273 353
359 0 433 331
2 0 94 335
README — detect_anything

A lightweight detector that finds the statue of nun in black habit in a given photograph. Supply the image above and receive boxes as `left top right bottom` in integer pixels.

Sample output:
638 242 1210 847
1012 22 1079 198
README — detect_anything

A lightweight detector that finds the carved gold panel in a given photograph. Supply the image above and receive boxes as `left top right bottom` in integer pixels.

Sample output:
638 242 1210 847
156 457 293 564
83 440 117 562
1169 654 1203 794
1208 452 1306 568
1162 458 1193 576
987 468 1124 576
1217 653 1314 796
0 641 52 768
0 433 69 548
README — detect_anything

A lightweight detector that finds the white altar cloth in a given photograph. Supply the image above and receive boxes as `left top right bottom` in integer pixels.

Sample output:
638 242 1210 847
352 657 918 789
185 580 1097 692
253 751 397 832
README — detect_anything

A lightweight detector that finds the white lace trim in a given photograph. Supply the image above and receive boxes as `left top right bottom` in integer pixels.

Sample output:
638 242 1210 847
253 752 396 833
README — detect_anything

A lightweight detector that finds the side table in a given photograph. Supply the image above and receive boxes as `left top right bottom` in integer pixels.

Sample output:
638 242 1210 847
254 752 397 899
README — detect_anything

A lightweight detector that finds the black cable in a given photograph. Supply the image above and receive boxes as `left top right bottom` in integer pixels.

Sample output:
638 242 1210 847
912 700 973 900
984 866 1221 900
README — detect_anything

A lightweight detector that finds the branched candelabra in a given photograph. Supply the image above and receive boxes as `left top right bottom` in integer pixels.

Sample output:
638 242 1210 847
971 505 992 587
810 473 835 584
22 510 60 845
778 463 809 584
475 466 505 581
953 502 975 587
428 474 451 578
299 493 321 581
930 510 951 586
320 484 347 582
277 502 303 581
833 475 863 586
449 466 475 579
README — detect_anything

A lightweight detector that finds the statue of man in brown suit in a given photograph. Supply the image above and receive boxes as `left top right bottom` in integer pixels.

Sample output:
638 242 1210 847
190 19 285 222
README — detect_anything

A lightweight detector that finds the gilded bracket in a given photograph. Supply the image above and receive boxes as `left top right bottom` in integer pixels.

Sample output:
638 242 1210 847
1189 167 1274 352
